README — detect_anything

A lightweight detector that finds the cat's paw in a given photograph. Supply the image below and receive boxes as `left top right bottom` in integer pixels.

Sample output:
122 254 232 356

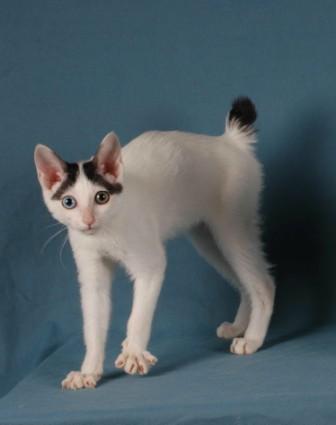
216 322 244 339
230 337 261 355
115 343 157 375
61 371 101 390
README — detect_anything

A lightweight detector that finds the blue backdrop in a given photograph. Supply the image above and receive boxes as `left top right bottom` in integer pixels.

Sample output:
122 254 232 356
1 1 336 424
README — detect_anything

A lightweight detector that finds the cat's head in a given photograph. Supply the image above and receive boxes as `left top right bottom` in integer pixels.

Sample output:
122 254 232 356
34 132 123 234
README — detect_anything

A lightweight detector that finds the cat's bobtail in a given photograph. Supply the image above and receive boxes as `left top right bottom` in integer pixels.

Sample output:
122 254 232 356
225 96 257 146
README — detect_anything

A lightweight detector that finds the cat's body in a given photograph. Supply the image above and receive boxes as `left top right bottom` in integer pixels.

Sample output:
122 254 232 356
35 98 275 390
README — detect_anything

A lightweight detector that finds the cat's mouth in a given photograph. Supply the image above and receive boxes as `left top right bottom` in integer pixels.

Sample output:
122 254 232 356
82 226 97 235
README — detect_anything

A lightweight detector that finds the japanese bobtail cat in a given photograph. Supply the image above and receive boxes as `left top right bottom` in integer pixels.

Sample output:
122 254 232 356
34 97 275 390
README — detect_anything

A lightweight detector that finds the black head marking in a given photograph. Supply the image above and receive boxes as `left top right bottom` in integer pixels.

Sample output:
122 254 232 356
51 162 79 200
83 160 123 194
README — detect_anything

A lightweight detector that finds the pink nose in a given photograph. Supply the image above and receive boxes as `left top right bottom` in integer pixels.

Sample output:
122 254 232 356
83 213 95 227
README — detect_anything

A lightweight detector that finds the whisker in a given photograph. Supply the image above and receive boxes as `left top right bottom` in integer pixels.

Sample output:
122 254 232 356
44 222 63 230
40 227 67 254
59 233 69 269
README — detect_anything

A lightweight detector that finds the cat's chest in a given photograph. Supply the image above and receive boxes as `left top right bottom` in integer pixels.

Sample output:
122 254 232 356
69 230 129 264
98 235 128 263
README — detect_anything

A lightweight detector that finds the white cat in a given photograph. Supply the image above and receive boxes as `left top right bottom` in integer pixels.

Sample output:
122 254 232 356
34 97 275 390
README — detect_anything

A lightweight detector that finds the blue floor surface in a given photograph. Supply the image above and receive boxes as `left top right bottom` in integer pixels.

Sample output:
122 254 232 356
1 325 335 425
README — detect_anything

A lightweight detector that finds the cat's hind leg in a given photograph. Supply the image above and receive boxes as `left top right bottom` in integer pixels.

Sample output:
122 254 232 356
189 223 250 340
209 217 275 355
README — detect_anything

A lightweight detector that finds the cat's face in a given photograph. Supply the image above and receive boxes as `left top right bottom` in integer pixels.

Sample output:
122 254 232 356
34 132 123 234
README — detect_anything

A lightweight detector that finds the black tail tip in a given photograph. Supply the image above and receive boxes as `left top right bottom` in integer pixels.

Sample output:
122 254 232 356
229 97 257 128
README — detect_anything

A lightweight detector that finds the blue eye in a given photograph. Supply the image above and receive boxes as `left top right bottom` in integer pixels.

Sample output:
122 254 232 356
61 196 77 209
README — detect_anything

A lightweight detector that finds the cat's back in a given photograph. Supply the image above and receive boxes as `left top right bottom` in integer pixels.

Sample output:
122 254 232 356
121 130 222 175
122 130 191 161
121 129 255 180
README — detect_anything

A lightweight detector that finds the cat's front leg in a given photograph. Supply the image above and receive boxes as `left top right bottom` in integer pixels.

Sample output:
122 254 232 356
62 252 114 390
115 246 166 375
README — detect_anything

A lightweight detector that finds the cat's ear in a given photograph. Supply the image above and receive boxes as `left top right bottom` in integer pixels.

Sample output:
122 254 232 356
34 144 66 191
94 132 123 183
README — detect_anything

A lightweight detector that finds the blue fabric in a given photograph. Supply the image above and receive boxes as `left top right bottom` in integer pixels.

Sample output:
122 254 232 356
1 327 336 425
1 0 336 423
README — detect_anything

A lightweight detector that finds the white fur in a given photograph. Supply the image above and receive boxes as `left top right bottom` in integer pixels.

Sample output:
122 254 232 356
35 116 275 390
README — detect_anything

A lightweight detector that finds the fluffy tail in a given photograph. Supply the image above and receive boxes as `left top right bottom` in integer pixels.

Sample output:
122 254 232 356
225 97 257 146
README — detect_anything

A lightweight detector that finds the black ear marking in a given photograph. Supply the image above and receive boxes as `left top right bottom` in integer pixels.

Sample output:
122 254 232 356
51 163 79 200
83 161 123 194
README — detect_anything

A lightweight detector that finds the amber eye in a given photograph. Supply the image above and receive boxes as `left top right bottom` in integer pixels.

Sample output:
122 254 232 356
95 191 110 205
61 195 77 209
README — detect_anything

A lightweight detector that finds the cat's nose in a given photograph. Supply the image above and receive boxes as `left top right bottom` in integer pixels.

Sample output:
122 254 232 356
82 211 95 227
83 217 95 227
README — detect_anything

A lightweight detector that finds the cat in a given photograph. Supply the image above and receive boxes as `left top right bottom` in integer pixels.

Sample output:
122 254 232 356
34 97 275 390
